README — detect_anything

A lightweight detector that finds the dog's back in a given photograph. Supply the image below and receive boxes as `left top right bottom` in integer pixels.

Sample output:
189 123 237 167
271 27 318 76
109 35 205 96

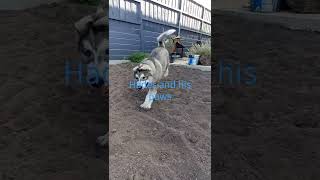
150 47 169 74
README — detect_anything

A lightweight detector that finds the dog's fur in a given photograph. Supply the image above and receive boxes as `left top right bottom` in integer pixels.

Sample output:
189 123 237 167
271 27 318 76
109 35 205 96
133 29 176 109
74 0 108 146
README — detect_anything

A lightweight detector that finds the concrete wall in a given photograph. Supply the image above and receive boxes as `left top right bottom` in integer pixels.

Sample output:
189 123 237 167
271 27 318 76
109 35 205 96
0 0 64 10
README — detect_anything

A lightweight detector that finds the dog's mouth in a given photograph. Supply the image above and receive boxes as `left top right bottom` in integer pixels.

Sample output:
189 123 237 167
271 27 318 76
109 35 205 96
136 80 149 90
88 77 105 88
86 62 107 88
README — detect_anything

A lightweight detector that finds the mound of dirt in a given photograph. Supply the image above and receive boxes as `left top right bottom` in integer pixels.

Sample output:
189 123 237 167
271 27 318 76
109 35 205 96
109 63 211 179
0 2 107 179
213 13 320 180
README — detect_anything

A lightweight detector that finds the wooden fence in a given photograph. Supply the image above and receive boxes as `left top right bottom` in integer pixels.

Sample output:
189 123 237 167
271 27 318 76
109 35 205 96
109 0 211 60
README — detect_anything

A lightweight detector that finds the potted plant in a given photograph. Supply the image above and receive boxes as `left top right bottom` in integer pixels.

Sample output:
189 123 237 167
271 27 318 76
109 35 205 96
186 40 211 65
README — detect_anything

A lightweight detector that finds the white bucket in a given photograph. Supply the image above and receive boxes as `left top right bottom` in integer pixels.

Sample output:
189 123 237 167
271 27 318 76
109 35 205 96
261 0 273 12
188 55 200 65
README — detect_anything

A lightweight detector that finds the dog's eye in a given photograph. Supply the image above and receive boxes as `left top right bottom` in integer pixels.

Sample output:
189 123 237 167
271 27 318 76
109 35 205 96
84 49 92 57
142 77 146 80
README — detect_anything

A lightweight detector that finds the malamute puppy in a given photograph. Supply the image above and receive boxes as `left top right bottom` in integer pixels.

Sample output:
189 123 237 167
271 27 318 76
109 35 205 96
133 29 176 109
74 0 108 88
74 0 108 146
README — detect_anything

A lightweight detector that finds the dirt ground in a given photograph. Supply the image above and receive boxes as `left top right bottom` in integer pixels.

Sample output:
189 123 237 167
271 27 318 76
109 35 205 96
0 3 107 180
109 64 211 179
213 13 320 180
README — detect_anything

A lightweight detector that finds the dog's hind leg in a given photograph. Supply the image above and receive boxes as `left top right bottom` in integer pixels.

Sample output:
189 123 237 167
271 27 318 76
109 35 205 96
140 87 157 109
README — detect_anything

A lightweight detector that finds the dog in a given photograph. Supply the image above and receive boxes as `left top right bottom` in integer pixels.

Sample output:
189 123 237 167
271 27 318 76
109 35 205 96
133 29 176 109
75 0 108 88
74 0 108 146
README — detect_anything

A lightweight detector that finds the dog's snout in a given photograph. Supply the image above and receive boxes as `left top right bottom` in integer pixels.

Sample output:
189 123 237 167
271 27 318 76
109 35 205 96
88 77 104 88
89 77 96 83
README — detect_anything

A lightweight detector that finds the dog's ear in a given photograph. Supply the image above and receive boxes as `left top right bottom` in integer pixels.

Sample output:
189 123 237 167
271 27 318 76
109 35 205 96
74 15 94 36
139 64 152 72
96 6 106 19
94 1 108 27
133 66 140 72
93 16 108 27
96 0 107 17
75 15 95 51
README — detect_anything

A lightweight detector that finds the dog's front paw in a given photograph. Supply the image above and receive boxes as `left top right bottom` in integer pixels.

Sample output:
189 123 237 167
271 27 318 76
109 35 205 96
140 102 151 109
96 133 108 146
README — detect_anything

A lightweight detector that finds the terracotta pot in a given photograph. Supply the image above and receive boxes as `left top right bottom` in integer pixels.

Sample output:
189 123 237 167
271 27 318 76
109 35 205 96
198 56 211 66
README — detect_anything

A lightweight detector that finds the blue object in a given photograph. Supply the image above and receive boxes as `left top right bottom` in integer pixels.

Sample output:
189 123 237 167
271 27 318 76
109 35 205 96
188 55 194 65
251 0 262 11
188 55 200 65
251 0 275 12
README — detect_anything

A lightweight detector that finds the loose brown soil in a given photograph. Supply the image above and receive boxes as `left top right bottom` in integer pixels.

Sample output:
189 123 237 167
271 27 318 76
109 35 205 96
0 3 107 180
213 13 320 180
109 63 211 179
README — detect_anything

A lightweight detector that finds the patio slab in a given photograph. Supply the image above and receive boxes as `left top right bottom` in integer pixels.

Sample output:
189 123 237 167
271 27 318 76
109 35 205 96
171 58 211 72
109 60 130 65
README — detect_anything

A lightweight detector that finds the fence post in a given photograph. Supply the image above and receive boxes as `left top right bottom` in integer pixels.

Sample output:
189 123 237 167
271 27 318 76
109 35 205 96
138 0 144 52
199 6 205 40
178 0 183 36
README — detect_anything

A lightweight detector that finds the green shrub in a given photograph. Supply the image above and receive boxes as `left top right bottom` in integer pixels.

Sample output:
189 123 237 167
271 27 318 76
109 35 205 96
187 40 211 58
127 52 149 63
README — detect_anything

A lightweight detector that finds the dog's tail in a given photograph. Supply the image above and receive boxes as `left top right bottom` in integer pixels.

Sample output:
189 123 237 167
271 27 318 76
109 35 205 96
157 29 176 47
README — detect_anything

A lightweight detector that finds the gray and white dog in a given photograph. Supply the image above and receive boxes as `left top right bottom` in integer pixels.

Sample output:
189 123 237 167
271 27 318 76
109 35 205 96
75 0 108 88
74 0 108 146
133 29 176 109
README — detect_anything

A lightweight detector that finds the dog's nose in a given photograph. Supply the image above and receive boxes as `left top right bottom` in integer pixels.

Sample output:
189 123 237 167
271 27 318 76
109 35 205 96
88 77 104 88
89 77 96 83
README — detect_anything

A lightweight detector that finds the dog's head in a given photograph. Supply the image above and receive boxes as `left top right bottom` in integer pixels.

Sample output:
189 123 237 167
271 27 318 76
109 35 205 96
133 62 154 89
75 5 108 88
